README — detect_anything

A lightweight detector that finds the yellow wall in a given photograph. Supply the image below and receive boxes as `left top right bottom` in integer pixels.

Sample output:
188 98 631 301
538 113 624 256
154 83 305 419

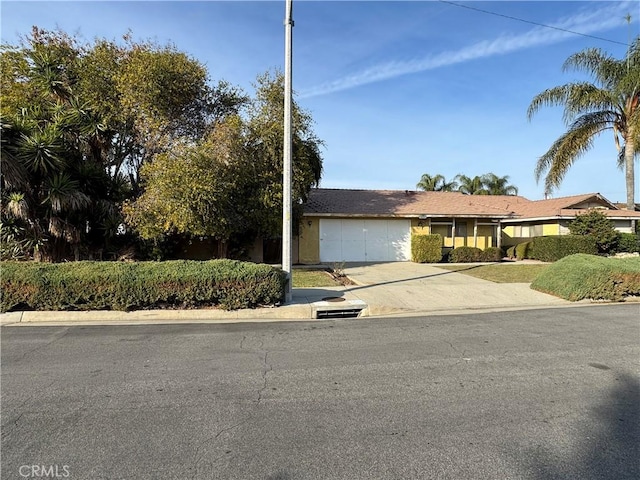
298 218 320 264
410 219 430 236
542 223 560 236
502 221 561 246
411 219 495 249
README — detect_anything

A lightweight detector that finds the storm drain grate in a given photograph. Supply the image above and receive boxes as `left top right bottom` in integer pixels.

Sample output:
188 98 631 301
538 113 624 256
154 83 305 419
315 308 363 319
312 299 366 320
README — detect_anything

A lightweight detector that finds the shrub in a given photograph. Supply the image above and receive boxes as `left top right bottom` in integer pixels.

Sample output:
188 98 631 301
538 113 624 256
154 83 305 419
515 241 533 260
506 246 516 259
481 247 503 262
568 210 619 254
0 260 286 312
615 233 640 253
449 246 483 263
531 254 640 301
530 235 598 262
412 234 443 263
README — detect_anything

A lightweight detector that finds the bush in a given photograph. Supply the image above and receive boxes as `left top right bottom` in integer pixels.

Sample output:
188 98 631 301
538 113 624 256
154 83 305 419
506 246 516 259
568 210 619 254
449 246 483 263
515 241 533 260
481 247 503 262
412 234 443 263
615 233 640 253
530 235 598 262
0 260 286 312
531 254 640 301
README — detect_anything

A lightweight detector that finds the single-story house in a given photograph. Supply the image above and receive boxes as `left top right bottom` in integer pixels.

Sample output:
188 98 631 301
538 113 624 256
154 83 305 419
297 189 640 264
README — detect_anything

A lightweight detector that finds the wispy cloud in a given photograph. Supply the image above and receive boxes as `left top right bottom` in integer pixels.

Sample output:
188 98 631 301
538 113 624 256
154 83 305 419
299 2 637 99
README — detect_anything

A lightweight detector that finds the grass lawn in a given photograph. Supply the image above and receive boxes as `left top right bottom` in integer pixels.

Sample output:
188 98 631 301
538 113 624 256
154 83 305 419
437 263 550 283
292 269 341 287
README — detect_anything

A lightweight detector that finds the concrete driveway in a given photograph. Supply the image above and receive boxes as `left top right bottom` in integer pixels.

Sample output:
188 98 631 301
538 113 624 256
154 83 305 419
334 262 570 316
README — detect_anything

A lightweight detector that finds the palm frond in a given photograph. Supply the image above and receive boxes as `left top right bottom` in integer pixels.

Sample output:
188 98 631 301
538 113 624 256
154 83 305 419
563 48 624 90
535 114 610 193
527 83 616 124
16 127 65 174
44 173 90 213
6 192 30 219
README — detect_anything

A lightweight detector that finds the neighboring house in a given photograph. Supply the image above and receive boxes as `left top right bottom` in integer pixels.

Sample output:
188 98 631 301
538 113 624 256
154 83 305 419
297 189 640 264
501 193 640 246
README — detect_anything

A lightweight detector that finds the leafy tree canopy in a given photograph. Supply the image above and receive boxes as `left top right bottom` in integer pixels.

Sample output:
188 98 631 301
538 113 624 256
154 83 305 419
0 27 247 261
124 71 324 248
568 209 619 254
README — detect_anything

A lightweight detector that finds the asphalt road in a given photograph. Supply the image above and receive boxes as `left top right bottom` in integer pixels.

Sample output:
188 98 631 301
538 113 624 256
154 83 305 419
2 305 639 480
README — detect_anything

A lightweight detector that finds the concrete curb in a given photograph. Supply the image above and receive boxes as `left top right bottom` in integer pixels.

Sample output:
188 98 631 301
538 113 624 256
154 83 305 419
0 300 619 327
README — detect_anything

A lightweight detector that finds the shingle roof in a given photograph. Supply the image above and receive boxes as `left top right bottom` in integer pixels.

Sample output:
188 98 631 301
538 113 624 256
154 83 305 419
303 189 640 219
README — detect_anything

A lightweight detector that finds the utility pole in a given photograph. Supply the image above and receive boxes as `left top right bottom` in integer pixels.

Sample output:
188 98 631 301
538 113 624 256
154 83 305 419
282 0 294 302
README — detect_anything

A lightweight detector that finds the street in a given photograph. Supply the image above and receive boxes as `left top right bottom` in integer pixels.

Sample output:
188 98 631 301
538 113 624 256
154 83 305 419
2 305 639 479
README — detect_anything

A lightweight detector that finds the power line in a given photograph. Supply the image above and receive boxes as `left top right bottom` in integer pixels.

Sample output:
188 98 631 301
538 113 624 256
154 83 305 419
438 0 631 47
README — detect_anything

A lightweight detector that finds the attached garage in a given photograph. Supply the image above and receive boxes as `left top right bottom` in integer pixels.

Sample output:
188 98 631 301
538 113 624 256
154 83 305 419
319 219 411 262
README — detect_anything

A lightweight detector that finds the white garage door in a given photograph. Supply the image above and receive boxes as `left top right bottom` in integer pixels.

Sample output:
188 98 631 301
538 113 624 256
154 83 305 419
319 219 411 262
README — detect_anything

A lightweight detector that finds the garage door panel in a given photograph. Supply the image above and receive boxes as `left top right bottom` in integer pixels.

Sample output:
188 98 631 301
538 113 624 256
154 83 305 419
320 219 410 262
387 222 411 261
364 221 389 261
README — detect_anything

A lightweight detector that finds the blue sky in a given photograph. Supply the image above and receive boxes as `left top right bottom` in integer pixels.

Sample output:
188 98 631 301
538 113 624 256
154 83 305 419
2 1 639 202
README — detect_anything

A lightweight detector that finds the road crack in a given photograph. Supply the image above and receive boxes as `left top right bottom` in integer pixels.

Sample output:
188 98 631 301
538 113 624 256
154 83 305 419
256 351 272 405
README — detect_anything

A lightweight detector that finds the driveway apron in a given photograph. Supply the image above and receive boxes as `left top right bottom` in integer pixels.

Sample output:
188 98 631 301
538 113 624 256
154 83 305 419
341 262 569 316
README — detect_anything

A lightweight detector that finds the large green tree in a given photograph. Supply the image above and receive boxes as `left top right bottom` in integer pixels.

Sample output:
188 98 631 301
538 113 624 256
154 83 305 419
123 71 324 256
527 37 640 210
1 30 126 261
0 27 246 260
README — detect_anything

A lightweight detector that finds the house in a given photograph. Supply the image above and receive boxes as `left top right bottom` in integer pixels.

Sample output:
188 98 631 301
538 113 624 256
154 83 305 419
501 193 640 245
297 189 640 264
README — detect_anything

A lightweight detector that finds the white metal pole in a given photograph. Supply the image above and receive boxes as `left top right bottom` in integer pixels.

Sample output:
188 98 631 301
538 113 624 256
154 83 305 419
282 0 294 302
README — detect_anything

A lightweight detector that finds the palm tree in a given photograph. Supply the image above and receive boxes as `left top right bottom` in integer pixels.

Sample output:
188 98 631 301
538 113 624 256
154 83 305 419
482 173 518 195
1 42 123 261
527 37 640 210
417 173 444 191
455 174 488 195
416 173 458 191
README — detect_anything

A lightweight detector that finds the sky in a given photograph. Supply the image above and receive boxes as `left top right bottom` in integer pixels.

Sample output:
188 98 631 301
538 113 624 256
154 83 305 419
2 0 639 202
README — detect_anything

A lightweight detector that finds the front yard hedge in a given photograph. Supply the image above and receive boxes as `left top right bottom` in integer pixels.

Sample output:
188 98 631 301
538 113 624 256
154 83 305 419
449 246 502 263
530 235 597 262
531 254 640 301
412 234 443 263
0 260 286 312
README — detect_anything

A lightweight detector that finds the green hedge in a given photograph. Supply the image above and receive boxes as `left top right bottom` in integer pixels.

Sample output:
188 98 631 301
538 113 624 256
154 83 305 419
449 246 503 263
616 233 640 253
412 234 443 263
449 246 483 262
531 254 640 301
482 247 503 262
530 235 598 262
515 241 533 260
0 260 286 312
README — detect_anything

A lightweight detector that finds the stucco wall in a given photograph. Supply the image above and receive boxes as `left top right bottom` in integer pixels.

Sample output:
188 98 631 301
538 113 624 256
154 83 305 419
298 218 320 264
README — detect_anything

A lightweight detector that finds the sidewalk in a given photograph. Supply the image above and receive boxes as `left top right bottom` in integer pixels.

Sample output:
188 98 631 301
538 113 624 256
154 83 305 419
1 262 576 326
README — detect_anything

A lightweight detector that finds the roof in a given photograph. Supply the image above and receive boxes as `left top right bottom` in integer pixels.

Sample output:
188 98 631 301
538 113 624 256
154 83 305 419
304 189 640 220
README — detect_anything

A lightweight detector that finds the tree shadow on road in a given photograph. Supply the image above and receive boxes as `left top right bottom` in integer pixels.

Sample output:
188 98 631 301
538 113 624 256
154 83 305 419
525 372 639 480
